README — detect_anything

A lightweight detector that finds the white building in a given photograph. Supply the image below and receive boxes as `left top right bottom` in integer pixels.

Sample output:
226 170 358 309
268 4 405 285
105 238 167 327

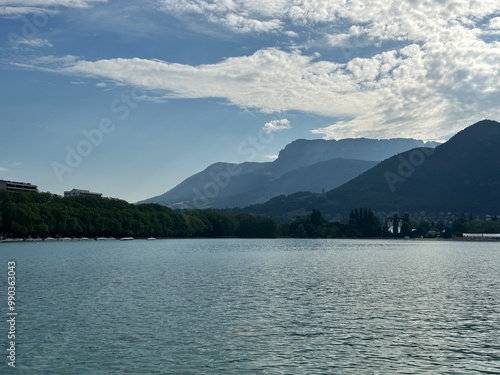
463 233 500 239
387 219 402 234
64 189 103 198
0 179 38 193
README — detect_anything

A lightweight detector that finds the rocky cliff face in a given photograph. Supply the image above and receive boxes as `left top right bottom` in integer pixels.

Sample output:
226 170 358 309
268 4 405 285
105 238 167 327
271 138 440 174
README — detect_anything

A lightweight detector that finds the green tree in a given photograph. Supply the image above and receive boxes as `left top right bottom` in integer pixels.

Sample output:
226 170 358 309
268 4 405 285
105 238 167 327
392 213 400 237
452 217 467 236
294 224 307 238
416 221 430 237
348 210 360 237
185 215 206 237
400 222 412 237
348 208 380 238
310 209 323 226
235 214 278 238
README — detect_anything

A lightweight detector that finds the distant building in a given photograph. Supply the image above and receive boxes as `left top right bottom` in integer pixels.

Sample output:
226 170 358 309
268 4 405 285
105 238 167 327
387 219 402 234
463 233 500 239
64 189 103 198
0 179 38 193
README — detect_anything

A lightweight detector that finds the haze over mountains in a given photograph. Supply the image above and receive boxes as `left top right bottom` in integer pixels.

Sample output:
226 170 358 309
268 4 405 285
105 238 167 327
244 120 500 220
140 138 439 209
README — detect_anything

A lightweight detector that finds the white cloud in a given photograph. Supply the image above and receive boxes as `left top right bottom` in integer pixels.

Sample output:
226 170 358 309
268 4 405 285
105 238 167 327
0 6 57 16
264 154 279 160
156 0 500 139
18 0 500 140
47 49 366 117
489 17 500 29
221 13 282 33
13 38 53 47
159 0 500 39
0 162 24 173
0 0 106 7
325 33 351 47
0 0 107 17
263 119 291 134
34 33 500 140
160 0 285 33
159 0 343 32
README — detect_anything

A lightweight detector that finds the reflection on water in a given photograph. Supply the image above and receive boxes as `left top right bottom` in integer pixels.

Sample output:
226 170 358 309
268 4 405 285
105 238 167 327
1 239 499 374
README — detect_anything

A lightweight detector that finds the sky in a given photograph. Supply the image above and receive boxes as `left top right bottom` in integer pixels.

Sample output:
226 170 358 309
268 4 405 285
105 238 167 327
0 0 499 203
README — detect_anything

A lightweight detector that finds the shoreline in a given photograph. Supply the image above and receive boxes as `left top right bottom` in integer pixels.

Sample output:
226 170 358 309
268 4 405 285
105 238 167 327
1 236 500 244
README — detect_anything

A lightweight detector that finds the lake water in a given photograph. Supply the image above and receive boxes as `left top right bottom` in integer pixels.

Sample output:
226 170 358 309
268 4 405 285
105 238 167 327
1 239 499 374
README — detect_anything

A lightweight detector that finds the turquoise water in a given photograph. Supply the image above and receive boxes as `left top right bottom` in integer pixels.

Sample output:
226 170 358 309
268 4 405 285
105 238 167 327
1 239 499 374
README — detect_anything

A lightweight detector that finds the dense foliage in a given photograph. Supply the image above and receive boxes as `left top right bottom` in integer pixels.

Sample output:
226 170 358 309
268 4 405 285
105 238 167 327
0 191 278 239
282 208 382 238
1 191 497 240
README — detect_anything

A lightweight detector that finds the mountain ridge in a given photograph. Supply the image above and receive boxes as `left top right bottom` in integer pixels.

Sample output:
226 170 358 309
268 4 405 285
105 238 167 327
140 137 439 208
243 119 500 220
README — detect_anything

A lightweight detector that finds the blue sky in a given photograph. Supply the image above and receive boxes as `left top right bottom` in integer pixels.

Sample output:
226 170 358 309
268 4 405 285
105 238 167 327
1 0 499 203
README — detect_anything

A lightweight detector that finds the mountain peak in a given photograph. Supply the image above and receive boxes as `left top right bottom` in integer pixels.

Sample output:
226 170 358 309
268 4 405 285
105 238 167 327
140 136 438 208
274 137 440 174
452 119 500 139
245 119 500 219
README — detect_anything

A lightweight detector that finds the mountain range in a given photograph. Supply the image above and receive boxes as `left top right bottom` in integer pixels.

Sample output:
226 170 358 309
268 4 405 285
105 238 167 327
140 138 439 209
243 119 500 220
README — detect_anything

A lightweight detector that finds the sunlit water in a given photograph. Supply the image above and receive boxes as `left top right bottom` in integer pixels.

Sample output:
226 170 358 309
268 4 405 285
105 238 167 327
1 239 499 374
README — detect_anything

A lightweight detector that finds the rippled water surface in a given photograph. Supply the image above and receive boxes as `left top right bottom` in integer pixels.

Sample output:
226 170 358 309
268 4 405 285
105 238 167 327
1 239 499 374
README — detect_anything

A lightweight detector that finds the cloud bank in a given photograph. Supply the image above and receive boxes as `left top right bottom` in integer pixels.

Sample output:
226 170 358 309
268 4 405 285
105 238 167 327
19 0 500 140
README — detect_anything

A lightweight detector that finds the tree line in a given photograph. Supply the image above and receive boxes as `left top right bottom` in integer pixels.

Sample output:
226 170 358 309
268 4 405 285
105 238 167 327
274 209 500 239
282 208 381 238
381 212 500 238
1 191 498 239
0 191 278 239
